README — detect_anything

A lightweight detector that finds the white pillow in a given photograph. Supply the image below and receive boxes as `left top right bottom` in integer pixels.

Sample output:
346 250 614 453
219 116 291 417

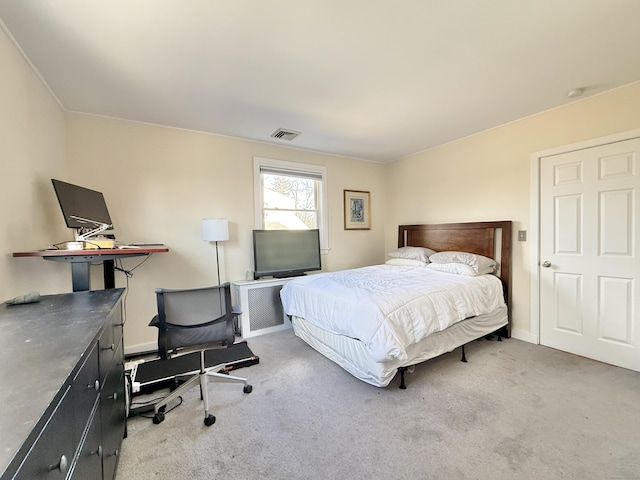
385 258 428 267
387 246 436 263
427 262 494 276
428 251 496 273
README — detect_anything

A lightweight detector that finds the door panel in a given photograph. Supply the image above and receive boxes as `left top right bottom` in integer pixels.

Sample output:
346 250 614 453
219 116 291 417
600 189 633 255
598 276 632 344
554 194 582 254
540 138 640 372
554 272 582 334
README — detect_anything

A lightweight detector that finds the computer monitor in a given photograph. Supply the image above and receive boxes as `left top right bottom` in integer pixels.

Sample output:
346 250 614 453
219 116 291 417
51 179 113 240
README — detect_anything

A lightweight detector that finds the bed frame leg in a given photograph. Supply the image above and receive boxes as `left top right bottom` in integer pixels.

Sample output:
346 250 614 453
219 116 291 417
398 367 407 389
461 345 467 363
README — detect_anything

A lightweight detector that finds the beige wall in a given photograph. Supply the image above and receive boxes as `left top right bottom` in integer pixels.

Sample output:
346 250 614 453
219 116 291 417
65 116 387 351
0 28 69 298
385 81 640 340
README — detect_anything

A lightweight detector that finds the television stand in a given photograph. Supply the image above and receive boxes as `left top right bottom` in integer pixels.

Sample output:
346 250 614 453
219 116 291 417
231 278 293 338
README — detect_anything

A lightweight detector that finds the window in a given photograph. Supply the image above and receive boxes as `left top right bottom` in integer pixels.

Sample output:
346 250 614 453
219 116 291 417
254 157 329 253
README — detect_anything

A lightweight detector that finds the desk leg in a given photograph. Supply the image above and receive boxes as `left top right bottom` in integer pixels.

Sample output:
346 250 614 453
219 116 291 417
71 263 91 292
104 260 115 289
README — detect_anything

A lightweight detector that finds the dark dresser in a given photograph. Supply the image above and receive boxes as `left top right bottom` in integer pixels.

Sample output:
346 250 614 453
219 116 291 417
0 289 126 480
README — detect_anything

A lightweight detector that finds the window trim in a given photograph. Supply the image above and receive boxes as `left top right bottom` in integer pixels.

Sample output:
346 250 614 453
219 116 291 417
253 157 329 254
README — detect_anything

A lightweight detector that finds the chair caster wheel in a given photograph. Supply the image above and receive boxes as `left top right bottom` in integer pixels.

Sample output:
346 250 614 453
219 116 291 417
152 412 165 424
244 384 253 394
204 414 216 426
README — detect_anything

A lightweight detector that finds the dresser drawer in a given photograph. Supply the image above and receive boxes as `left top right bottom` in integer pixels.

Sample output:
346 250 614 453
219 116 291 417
13 387 76 480
71 342 100 444
100 341 126 480
98 327 116 382
110 304 123 348
69 401 102 480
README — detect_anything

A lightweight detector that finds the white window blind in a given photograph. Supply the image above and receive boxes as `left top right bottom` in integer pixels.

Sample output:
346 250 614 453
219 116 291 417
259 166 323 181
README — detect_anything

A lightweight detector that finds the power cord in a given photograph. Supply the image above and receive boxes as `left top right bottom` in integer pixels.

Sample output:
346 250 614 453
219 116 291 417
115 254 151 277
113 254 153 327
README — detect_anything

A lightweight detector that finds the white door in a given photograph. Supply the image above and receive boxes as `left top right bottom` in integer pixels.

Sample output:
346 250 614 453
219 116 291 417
539 138 640 371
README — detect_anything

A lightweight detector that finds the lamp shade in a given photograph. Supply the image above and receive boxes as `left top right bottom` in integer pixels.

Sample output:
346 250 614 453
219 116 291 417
202 218 229 242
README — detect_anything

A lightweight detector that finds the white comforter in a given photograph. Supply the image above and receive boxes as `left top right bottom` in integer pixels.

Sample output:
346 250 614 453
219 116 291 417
280 264 505 363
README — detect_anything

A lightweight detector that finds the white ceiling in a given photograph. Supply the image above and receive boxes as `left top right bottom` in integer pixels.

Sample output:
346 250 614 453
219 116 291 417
2 1 640 163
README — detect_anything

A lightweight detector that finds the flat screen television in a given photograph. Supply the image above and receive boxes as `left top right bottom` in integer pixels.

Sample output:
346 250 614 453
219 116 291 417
51 179 113 231
253 229 321 280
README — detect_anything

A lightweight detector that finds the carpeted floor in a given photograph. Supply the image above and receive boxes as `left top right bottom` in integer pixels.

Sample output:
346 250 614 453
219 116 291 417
117 329 640 480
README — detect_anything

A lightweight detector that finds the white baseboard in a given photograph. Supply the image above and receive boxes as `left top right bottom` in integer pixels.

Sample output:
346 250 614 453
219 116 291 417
510 328 538 344
124 341 157 357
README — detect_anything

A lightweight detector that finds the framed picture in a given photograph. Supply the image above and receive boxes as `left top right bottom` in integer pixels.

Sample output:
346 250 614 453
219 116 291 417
344 190 371 230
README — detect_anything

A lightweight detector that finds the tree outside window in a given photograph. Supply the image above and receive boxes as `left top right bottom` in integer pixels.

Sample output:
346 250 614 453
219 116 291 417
262 173 318 230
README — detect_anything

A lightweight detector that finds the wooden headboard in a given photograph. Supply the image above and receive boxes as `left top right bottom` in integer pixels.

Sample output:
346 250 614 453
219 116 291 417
398 221 512 335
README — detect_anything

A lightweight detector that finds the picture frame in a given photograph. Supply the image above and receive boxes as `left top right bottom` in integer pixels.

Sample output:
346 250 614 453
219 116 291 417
343 189 371 230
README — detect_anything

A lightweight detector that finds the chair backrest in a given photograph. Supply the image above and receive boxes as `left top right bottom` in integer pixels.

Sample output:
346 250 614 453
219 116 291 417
154 283 235 359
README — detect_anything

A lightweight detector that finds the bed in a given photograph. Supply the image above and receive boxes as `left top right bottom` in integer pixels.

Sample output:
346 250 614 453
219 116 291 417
280 221 512 388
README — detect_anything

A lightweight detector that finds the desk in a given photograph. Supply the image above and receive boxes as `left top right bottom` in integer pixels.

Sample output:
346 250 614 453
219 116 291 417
13 246 169 292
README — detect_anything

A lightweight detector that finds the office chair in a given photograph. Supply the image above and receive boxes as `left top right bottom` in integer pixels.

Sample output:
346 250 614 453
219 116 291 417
148 283 252 426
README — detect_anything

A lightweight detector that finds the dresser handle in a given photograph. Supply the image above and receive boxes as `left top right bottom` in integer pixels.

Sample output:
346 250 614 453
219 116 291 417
106 448 119 458
102 343 115 351
48 454 68 474
92 445 103 457
87 380 100 391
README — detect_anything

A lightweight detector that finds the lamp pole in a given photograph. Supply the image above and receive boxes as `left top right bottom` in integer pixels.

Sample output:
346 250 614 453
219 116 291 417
215 240 221 285
202 218 229 285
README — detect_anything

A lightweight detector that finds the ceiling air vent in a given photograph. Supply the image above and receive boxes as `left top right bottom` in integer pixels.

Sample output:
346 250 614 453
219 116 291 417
270 128 301 141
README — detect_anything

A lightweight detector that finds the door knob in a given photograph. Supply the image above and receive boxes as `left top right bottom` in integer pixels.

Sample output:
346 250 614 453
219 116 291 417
541 261 552 268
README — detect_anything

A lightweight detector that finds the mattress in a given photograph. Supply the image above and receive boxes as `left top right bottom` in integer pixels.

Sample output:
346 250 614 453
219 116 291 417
291 306 508 387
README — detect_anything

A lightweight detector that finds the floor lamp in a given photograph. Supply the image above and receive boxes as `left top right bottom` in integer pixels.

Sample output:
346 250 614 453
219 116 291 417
202 218 229 285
